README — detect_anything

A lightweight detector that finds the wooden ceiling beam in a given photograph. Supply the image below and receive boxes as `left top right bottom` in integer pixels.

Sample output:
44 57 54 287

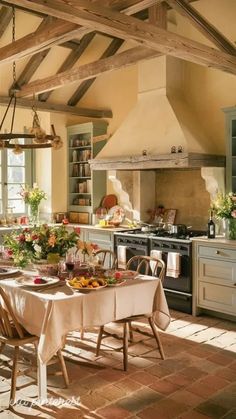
166 0 236 55
7 0 236 77
0 1 158 65
0 95 113 118
17 46 160 97
68 38 124 106
0 6 12 38
10 16 54 90
38 32 96 102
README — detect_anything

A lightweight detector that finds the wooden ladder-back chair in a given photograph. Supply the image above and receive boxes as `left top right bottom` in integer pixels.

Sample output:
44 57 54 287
96 256 166 371
0 287 69 405
80 249 117 340
93 249 117 270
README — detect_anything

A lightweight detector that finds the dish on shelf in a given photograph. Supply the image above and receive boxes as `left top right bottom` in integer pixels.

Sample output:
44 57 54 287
108 205 125 224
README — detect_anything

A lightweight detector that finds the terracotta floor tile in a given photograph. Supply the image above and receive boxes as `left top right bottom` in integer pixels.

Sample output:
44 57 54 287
207 353 235 366
129 371 157 386
214 367 236 382
195 400 229 418
116 387 161 413
137 398 188 419
180 366 207 380
115 378 143 393
96 404 131 419
149 378 181 395
166 373 194 387
179 411 212 419
169 389 205 407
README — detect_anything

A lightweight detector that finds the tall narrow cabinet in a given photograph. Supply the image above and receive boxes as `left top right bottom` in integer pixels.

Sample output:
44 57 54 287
67 121 107 224
223 106 236 193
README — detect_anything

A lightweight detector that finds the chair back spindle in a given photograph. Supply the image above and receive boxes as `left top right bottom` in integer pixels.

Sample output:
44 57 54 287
0 288 25 339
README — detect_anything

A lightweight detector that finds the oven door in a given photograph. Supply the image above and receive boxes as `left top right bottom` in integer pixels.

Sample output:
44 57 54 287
150 239 192 293
115 235 149 270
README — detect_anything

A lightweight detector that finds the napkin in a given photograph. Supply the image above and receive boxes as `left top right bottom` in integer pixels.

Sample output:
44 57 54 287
150 250 163 275
117 245 127 269
166 252 181 278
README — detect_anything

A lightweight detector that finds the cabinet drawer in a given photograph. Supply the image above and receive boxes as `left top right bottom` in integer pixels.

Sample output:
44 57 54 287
198 245 236 261
198 281 236 316
198 257 236 287
87 230 112 244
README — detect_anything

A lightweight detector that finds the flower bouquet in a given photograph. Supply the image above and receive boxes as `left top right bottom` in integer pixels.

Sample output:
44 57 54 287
211 192 236 239
19 184 46 225
4 224 80 269
77 240 99 264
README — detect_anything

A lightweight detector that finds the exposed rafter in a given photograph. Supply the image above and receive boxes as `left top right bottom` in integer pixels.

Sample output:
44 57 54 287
0 95 113 118
4 0 236 77
67 38 124 106
38 32 96 102
166 0 236 55
0 6 12 38
16 46 160 97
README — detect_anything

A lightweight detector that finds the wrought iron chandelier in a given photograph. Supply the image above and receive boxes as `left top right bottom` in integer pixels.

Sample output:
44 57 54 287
0 7 63 154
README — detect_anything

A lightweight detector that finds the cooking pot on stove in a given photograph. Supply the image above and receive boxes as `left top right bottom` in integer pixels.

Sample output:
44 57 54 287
169 224 188 236
140 224 156 233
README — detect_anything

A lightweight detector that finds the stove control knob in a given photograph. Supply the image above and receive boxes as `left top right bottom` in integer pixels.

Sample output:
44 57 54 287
215 250 220 255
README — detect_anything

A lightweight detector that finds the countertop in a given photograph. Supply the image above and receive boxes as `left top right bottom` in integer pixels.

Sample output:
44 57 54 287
192 236 236 246
0 223 131 233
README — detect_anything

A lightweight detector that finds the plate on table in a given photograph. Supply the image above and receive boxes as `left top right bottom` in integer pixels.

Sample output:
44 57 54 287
16 276 60 288
106 278 126 287
66 277 107 292
0 267 21 278
118 270 139 280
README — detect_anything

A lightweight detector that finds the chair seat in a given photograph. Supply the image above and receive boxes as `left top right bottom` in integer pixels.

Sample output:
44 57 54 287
115 314 152 323
0 334 38 346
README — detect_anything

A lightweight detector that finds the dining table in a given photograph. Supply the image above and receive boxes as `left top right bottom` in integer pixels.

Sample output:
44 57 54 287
0 270 171 402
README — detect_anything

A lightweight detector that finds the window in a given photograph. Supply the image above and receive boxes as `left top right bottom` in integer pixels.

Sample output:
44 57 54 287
0 147 33 215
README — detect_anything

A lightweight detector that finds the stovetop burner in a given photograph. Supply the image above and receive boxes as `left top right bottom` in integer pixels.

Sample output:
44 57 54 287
121 228 206 240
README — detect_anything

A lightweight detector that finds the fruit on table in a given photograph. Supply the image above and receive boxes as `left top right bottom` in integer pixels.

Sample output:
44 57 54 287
68 276 106 288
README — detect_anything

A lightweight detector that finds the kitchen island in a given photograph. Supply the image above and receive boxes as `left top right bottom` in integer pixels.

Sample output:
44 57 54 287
192 237 236 320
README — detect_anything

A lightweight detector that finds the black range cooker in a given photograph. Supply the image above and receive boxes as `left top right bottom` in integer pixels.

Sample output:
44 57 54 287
114 228 206 314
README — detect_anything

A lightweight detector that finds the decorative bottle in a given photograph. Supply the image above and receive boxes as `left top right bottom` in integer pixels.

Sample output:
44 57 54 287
207 210 215 239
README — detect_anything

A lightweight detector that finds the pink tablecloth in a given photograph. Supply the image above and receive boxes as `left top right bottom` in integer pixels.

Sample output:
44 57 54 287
0 276 170 363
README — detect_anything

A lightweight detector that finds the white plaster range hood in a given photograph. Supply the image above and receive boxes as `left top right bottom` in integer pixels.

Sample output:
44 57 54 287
90 56 225 171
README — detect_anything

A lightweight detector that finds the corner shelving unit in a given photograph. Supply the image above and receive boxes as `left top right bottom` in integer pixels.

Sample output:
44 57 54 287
67 121 108 224
223 106 236 193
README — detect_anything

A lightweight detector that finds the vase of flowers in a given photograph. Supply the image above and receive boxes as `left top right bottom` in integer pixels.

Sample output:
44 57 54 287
77 240 99 264
3 224 80 269
19 183 46 225
211 192 236 239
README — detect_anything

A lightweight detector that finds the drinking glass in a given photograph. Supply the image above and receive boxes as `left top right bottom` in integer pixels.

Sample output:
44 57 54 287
65 252 75 280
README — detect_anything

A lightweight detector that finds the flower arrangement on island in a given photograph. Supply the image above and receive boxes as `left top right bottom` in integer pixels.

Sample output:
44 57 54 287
4 224 80 268
211 192 236 219
19 183 47 224
211 192 236 239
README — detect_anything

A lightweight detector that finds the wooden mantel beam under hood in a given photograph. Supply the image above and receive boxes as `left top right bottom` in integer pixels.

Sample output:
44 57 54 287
89 153 225 170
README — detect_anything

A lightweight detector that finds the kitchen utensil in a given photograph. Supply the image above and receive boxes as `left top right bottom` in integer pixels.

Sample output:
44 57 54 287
169 224 188 236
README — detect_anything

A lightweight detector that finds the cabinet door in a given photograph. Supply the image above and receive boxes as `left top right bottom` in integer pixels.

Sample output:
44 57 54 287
198 257 236 287
198 281 236 316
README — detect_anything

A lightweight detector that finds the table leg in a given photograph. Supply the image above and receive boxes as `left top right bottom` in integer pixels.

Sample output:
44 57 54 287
37 355 47 402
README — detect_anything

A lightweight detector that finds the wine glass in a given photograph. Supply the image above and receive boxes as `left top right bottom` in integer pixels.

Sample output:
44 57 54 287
65 251 75 280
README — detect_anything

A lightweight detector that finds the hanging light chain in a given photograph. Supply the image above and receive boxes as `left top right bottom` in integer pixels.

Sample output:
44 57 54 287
12 7 16 85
